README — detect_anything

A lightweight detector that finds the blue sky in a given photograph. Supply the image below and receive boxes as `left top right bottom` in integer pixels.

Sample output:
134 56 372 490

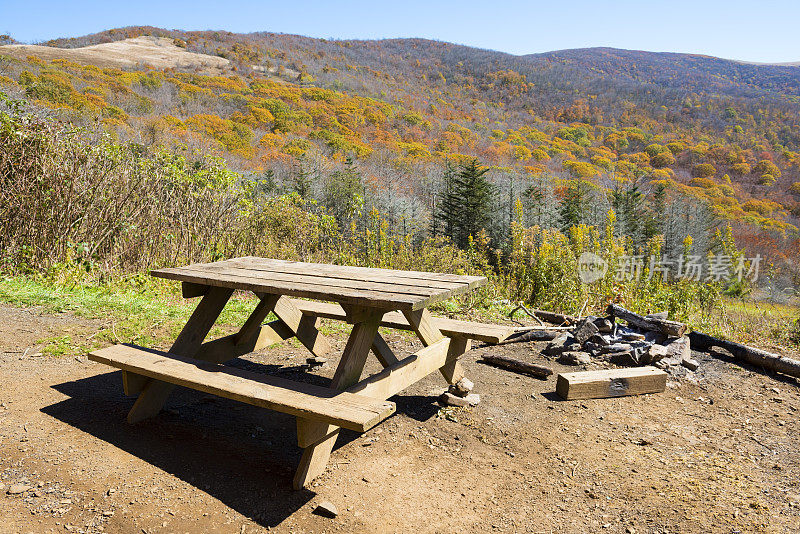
2 0 798 63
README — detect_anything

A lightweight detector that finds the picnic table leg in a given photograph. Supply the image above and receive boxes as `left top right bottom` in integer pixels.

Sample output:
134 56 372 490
403 309 466 384
126 286 233 424
293 308 383 490
256 294 332 358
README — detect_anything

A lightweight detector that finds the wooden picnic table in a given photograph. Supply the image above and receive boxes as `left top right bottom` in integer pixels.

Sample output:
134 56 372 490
89 257 492 489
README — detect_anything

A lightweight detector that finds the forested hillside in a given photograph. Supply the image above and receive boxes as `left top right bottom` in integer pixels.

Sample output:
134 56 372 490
1 25 799 296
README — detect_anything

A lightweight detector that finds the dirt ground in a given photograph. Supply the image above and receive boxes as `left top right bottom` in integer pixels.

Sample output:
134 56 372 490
1 303 799 534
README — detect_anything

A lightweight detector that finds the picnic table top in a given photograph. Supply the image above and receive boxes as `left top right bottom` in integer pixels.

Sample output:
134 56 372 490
151 257 487 311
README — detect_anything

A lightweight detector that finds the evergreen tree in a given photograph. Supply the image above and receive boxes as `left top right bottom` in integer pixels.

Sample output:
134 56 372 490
434 159 495 249
431 162 458 238
523 173 558 228
323 156 365 229
610 179 646 245
559 179 594 231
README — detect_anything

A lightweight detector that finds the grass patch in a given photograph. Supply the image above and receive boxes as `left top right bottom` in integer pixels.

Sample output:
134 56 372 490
0 274 261 355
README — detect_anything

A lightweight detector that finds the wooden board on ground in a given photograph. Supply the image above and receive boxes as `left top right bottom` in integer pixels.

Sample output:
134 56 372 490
89 344 396 432
556 366 667 400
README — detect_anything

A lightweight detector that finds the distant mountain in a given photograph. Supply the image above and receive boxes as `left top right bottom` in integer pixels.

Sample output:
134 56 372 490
2 26 799 260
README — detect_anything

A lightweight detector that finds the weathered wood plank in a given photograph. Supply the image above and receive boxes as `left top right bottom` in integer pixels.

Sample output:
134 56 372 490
556 367 667 400
228 257 486 288
198 263 449 297
152 266 426 311
90 344 395 432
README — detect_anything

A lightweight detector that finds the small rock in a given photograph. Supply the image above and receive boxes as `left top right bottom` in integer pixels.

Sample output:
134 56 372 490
543 334 578 356
681 358 700 371
788 494 800 507
573 318 600 344
594 317 614 333
106 488 116 496
306 356 328 367
7 483 31 495
558 351 591 366
439 392 470 407
665 337 691 361
465 393 481 406
314 500 339 518
646 344 669 363
609 351 639 367
448 377 474 397
102 511 114 517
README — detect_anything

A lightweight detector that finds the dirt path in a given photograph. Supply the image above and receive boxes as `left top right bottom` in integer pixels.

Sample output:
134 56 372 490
1 303 799 533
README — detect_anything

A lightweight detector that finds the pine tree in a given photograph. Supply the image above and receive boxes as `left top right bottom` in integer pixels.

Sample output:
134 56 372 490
559 179 594 231
323 156 365 229
291 156 315 199
431 162 458 238
610 179 646 245
434 159 495 249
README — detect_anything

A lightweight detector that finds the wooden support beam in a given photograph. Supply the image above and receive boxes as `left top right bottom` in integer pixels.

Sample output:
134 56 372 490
403 308 464 385
122 370 148 396
193 320 294 364
269 296 332 358
556 366 667 400
371 332 399 367
440 336 469 384
181 281 209 298
234 293 280 345
293 309 383 490
297 338 452 447
126 286 233 424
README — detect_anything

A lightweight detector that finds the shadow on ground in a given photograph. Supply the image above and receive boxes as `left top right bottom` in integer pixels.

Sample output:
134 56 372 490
42 365 441 527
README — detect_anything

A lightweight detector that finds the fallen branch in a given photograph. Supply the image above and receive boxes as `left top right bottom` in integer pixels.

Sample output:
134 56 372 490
606 304 687 337
689 331 800 379
509 303 545 327
480 354 553 378
532 309 577 326
500 329 560 345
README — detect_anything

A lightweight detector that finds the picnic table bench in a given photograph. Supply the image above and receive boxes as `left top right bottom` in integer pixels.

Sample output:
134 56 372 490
89 257 507 489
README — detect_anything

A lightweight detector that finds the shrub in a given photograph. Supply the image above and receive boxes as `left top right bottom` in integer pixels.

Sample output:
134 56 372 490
753 159 781 178
692 163 716 178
